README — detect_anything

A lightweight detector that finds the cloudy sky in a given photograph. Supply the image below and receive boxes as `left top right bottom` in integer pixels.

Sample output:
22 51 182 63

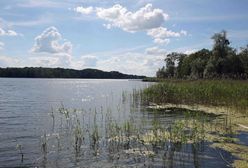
0 0 248 76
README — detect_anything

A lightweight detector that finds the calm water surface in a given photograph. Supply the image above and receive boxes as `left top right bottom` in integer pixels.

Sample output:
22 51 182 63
0 78 233 168
0 78 151 167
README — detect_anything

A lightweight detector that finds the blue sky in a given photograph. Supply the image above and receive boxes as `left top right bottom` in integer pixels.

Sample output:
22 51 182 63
0 0 248 76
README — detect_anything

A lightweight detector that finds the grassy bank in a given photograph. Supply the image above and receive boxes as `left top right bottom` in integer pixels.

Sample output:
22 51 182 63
143 80 248 114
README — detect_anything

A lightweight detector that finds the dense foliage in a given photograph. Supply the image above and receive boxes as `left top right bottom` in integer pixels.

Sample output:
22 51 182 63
157 31 248 79
0 67 145 79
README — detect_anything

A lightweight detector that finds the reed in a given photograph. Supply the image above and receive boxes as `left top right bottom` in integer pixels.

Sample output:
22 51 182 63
143 80 248 114
16 143 24 163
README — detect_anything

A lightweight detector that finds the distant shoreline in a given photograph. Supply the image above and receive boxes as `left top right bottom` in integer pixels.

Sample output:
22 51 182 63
0 67 146 79
0 77 144 81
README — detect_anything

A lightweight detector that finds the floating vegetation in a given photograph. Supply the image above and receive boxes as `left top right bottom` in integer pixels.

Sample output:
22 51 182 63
123 148 155 157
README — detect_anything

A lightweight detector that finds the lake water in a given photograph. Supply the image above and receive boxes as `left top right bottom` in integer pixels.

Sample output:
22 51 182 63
0 78 233 168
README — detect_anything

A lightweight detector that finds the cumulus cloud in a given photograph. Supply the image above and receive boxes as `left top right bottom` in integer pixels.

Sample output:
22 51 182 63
74 6 94 14
75 3 168 32
153 38 170 45
0 27 19 36
147 27 187 45
31 26 72 54
30 26 73 68
74 4 187 45
145 46 166 56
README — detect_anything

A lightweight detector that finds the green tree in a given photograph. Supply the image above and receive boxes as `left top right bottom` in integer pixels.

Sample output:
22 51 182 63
238 45 248 77
211 30 230 59
165 52 186 78
204 30 234 77
177 49 210 79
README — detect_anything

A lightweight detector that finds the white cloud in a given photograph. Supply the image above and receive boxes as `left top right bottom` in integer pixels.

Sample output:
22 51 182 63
0 27 19 36
153 38 170 45
74 6 94 15
0 49 163 76
184 49 197 55
74 4 187 45
28 53 72 68
0 42 4 50
0 55 20 67
145 46 166 56
31 26 72 54
147 27 187 45
80 55 98 67
96 51 164 76
30 26 73 68
147 27 181 38
69 55 98 69
75 3 168 32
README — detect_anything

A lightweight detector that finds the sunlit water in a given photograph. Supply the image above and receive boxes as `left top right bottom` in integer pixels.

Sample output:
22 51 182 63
0 78 234 168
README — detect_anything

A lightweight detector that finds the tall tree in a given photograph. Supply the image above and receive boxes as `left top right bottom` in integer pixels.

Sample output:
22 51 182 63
238 45 248 75
204 30 233 77
211 30 230 59
164 52 186 78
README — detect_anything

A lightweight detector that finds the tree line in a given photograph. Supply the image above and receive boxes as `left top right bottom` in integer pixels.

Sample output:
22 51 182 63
156 31 248 79
0 67 145 79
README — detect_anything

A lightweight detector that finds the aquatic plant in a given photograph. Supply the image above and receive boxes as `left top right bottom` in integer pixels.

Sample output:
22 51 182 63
74 119 83 153
16 143 24 163
40 133 48 160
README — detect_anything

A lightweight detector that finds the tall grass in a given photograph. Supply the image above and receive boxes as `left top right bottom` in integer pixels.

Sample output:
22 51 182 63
143 80 248 114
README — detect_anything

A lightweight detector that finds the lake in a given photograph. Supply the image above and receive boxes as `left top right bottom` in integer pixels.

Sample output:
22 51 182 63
0 78 234 167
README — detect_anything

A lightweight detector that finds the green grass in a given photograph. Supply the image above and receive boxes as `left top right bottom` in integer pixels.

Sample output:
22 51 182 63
143 80 248 114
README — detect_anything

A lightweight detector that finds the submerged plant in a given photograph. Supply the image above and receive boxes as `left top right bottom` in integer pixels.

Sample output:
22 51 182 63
16 143 24 163
49 107 55 131
41 133 48 159
58 103 70 120
92 126 99 144
74 119 83 153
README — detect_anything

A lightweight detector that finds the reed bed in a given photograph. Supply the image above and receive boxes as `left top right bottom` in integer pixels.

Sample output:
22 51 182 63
143 80 248 114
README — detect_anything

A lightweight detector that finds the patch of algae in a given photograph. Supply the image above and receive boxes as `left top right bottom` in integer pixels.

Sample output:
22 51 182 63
148 103 248 131
148 103 248 168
